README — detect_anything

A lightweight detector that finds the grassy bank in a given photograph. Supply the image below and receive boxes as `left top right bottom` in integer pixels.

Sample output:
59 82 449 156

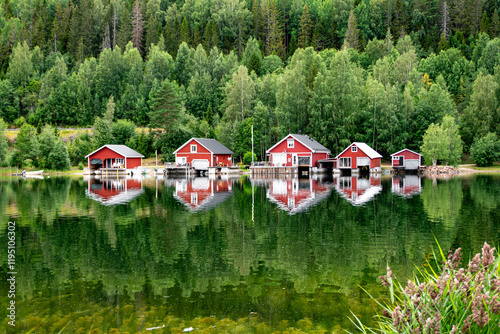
353 242 500 334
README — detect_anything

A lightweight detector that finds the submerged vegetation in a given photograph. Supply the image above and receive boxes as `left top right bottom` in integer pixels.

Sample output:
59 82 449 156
354 242 500 334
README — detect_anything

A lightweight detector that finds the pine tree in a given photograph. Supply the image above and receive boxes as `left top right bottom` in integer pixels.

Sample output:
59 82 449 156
203 21 211 50
266 0 285 59
492 9 500 37
180 17 191 45
193 25 201 47
117 5 132 51
145 14 159 53
298 5 313 49
131 0 145 55
211 22 219 49
148 79 182 133
252 0 262 41
480 11 489 33
343 9 360 50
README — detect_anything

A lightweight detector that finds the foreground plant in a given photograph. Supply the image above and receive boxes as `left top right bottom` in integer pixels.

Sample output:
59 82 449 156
353 242 500 333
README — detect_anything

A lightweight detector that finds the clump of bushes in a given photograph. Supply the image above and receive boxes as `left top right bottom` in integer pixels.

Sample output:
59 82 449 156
354 242 500 333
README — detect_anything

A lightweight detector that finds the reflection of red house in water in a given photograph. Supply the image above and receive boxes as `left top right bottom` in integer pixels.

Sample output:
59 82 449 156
391 175 422 198
334 175 382 206
266 179 333 214
85 177 143 205
174 178 233 211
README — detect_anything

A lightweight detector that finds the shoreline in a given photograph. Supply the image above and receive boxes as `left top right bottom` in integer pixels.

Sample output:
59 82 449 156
1 167 500 177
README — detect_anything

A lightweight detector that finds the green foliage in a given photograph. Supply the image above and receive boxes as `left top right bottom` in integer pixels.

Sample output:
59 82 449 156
421 123 447 166
242 151 256 165
112 119 136 145
470 133 500 167
92 117 114 149
68 132 93 166
12 123 38 167
0 118 8 165
421 116 462 166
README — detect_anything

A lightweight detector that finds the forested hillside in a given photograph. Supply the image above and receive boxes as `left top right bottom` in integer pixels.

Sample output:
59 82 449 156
0 0 499 166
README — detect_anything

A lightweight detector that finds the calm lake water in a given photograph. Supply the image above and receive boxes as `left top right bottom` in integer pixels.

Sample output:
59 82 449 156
1 173 499 333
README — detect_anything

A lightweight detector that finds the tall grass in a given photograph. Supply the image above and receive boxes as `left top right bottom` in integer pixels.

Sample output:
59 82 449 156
352 242 500 333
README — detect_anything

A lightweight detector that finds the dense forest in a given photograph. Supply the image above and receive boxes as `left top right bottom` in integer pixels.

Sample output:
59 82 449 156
0 0 499 166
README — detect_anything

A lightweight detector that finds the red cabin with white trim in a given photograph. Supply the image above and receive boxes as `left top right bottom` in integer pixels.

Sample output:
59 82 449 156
174 138 233 170
266 134 331 167
391 149 422 170
335 142 382 173
85 145 144 170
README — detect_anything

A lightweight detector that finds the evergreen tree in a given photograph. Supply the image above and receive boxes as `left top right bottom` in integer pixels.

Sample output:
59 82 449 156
266 1 285 58
298 5 313 49
148 79 182 134
180 17 191 45
343 9 360 50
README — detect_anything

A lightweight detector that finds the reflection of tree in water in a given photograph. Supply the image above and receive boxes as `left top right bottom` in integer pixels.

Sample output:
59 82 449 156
421 177 463 229
1 176 499 332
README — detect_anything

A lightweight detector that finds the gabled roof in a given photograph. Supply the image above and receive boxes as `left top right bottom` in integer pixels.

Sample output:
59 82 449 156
266 134 331 154
335 142 382 159
390 148 422 157
173 138 233 154
85 145 145 158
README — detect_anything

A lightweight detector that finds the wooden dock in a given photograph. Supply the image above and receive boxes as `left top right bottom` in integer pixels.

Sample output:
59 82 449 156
164 166 194 176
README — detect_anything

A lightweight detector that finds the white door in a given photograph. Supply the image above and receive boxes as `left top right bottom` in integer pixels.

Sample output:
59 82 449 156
192 159 209 170
273 154 286 166
357 157 370 167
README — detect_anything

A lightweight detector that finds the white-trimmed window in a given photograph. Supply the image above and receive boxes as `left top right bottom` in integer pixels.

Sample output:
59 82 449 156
287 139 294 148
191 144 197 153
351 146 357 152
115 158 124 164
339 157 351 168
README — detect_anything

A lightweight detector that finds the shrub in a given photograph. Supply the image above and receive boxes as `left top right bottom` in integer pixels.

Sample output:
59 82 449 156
13 116 26 128
352 242 500 334
243 151 257 165
78 162 84 170
470 133 500 167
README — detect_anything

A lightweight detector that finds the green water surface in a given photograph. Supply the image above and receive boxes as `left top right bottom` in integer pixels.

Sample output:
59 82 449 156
0 174 499 333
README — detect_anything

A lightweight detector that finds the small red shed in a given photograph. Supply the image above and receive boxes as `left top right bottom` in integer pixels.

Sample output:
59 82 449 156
266 134 331 167
335 142 382 173
173 138 233 170
390 149 422 170
85 145 144 171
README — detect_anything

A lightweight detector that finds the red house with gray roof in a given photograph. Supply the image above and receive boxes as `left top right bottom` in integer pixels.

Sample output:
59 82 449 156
85 145 144 170
335 142 382 173
390 149 422 171
267 134 331 167
173 138 233 170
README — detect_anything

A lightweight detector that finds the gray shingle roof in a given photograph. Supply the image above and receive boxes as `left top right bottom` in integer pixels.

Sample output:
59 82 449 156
193 138 234 154
266 134 331 153
292 134 331 153
85 145 144 158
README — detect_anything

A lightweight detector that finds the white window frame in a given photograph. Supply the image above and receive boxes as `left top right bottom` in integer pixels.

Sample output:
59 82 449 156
339 157 351 168
191 145 197 153
351 146 357 152
115 158 124 165
287 139 294 148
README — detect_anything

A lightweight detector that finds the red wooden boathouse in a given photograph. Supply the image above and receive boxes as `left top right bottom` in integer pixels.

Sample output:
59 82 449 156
85 145 144 171
266 134 331 167
390 149 422 171
173 138 233 170
335 142 382 173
